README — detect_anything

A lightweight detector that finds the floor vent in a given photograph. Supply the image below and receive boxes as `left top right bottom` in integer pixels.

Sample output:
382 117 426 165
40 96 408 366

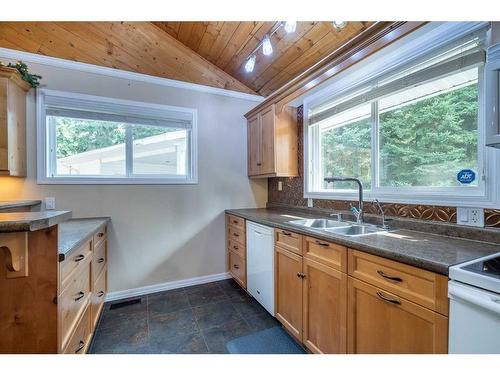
109 298 142 310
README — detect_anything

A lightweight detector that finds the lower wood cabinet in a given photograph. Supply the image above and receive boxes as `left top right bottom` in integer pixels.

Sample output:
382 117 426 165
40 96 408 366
275 246 303 341
226 214 247 289
347 277 448 354
275 240 348 353
225 219 450 354
303 257 347 354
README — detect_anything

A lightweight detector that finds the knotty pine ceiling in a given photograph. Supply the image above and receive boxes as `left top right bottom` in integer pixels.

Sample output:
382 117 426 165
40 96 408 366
153 21 373 96
0 21 373 96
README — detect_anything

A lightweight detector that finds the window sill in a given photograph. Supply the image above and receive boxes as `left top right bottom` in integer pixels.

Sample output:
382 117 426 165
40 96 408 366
304 190 499 209
37 177 198 185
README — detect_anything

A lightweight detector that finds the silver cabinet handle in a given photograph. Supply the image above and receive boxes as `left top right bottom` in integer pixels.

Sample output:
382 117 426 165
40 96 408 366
315 240 330 247
376 291 401 305
75 340 85 353
74 254 85 262
97 257 105 264
74 291 85 301
97 291 104 297
377 270 403 282
233 264 240 269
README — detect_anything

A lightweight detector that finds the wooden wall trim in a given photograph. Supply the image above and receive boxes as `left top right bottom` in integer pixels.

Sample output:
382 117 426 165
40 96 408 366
244 21 427 118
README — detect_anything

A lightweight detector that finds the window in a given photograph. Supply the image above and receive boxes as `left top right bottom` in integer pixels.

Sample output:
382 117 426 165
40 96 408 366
37 90 197 184
305 25 499 206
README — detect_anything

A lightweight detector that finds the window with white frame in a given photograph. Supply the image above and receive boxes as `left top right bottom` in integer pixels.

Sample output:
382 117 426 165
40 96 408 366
37 90 197 184
305 25 499 207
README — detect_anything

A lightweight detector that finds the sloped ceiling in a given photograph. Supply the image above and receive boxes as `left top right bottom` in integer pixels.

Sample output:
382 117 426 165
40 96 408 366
0 21 373 96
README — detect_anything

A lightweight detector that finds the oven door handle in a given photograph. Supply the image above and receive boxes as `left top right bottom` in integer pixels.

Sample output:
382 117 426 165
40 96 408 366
448 281 500 315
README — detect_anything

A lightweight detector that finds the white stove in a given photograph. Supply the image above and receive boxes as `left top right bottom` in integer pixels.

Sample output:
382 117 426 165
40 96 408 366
448 252 500 354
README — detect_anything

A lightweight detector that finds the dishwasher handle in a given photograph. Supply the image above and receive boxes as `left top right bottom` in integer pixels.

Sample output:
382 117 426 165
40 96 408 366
449 281 500 315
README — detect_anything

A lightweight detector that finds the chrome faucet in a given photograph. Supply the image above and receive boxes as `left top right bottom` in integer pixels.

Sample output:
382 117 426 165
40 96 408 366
323 177 364 224
373 199 388 229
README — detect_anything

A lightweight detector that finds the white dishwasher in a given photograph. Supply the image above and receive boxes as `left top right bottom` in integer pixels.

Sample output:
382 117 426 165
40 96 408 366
246 221 275 315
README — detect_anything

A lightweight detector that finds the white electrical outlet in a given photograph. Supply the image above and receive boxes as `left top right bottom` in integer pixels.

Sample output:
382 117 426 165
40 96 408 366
278 181 283 191
457 207 484 227
45 197 56 210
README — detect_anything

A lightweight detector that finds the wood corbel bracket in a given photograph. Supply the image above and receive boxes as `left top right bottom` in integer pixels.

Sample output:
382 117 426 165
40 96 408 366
0 232 29 278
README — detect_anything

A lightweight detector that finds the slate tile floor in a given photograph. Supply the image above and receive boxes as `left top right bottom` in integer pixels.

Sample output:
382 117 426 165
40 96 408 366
89 279 282 354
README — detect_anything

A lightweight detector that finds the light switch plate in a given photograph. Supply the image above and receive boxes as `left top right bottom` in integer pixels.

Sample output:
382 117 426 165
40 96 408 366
45 197 56 210
277 181 283 191
457 207 484 227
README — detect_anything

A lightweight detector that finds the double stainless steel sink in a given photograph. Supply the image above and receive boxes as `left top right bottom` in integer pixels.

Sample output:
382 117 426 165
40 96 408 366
287 218 387 237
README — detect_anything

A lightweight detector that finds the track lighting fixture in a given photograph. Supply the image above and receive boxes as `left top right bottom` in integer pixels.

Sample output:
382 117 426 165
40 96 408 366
262 34 273 56
244 54 256 73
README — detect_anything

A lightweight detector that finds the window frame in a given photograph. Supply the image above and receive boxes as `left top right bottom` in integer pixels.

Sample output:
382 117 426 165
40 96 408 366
36 89 198 185
303 22 500 208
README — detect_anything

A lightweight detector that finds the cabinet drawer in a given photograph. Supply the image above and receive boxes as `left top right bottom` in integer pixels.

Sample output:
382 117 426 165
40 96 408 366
227 238 245 258
92 239 107 285
348 249 448 315
303 236 347 272
228 226 245 245
347 277 448 354
63 304 91 354
229 250 246 288
59 257 91 350
275 229 302 255
91 268 107 329
227 215 245 230
93 225 107 249
60 240 92 291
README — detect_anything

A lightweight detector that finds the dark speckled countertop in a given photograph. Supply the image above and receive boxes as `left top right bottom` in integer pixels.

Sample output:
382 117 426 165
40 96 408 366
226 208 500 275
0 200 42 210
59 217 110 261
0 211 72 232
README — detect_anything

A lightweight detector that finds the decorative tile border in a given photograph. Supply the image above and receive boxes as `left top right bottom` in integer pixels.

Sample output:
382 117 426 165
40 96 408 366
268 105 500 229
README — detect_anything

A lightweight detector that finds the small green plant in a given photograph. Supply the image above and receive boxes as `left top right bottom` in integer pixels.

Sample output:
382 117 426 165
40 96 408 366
0 60 42 88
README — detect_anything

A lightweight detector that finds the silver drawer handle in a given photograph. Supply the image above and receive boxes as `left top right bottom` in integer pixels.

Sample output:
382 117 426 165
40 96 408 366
75 340 85 353
376 291 401 305
74 291 85 301
315 240 329 247
377 270 403 282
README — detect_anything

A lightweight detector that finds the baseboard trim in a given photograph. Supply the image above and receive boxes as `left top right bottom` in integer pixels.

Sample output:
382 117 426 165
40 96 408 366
105 272 231 302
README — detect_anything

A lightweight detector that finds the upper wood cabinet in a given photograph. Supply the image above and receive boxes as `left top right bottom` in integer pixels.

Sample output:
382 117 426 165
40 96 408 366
246 104 298 178
0 66 30 177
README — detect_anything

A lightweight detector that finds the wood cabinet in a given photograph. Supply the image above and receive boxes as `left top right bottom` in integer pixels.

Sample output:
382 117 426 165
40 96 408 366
58 223 108 354
0 66 30 177
275 246 303 341
274 231 348 353
226 214 247 289
303 257 347 354
0 221 108 354
347 277 448 354
246 104 298 178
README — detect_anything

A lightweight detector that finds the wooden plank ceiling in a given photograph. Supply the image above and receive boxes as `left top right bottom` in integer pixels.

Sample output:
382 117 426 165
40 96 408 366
153 22 373 96
0 21 373 97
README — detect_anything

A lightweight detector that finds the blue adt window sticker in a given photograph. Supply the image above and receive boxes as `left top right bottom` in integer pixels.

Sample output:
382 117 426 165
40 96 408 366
457 169 476 184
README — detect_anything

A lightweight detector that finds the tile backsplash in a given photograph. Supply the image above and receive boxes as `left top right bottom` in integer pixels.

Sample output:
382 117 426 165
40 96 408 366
267 105 500 229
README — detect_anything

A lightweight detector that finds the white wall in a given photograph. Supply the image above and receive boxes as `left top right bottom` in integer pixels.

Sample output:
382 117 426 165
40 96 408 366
0 58 267 292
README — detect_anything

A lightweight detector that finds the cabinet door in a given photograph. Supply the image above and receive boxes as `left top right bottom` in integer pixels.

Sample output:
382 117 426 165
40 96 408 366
259 106 275 175
303 258 347 354
247 115 261 176
275 246 303 341
348 277 448 354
